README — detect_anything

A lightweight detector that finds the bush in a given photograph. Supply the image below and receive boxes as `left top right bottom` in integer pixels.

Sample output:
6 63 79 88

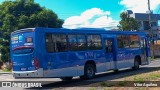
1 62 12 71
0 60 3 69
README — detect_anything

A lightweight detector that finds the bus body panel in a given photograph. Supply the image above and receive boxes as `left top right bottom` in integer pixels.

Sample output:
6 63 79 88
11 31 35 71
11 28 44 77
42 49 106 77
10 27 150 78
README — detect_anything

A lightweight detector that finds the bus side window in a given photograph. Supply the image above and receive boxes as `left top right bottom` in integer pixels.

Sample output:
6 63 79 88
117 35 129 48
87 34 102 50
117 35 124 48
45 33 67 53
77 35 87 50
68 34 77 51
53 34 67 52
129 35 140 48
46 33 55 52
68 34 87 51
105 39 113 53
105 40 109 53
108 40 113 53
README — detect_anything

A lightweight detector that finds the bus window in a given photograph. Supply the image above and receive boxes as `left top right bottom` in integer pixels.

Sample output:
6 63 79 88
105 39 113 53
68 34 77 51
77 35 87 50
68 34 87 51
117 35 129 48
46 33 54 52
54 34 67 52
129 35 140 48
87 35 102 50
45 33 67 52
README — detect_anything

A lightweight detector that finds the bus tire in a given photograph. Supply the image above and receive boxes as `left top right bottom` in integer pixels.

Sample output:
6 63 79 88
114 69 118 72
60 77 73 81
83 64 95 80
132 58 140 70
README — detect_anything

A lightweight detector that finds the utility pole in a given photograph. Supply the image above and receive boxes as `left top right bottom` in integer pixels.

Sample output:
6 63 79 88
148 0 155 57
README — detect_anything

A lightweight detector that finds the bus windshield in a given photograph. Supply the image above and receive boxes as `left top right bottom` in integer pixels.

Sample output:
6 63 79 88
11 29 35 55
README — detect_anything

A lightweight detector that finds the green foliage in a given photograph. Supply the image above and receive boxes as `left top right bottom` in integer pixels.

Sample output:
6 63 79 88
119 12 139 31
100 82 114 87
89 87 96 90
2 68 12 72
117 81 127 86
0 0 64 62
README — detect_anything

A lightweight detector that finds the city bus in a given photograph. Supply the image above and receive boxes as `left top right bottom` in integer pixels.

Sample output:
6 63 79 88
10 27 150 80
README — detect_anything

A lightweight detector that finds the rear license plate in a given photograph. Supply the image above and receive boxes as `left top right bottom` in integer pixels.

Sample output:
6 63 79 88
21 68 27 71
20 73 27 77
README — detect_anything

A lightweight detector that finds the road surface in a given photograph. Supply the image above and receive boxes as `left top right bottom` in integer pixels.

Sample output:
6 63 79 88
0 59 160 89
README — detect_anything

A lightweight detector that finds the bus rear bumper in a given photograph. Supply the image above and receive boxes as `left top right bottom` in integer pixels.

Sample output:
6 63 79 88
13 68 43 78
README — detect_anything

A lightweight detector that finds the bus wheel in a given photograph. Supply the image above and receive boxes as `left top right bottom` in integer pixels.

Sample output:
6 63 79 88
114 69 118 72
132 58 140 70
83 64 95 80
60 77 73 81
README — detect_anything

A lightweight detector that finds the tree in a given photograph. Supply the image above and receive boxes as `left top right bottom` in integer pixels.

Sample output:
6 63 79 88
119 12 139 31
0 0 64 62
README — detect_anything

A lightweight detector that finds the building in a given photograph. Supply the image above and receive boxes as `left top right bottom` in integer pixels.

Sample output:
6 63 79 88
127 10 160 40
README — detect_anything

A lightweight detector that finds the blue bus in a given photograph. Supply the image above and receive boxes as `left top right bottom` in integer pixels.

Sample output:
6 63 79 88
10 27 150 80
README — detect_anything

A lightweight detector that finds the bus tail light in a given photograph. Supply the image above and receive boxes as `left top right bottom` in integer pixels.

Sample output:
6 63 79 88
34 58 39 70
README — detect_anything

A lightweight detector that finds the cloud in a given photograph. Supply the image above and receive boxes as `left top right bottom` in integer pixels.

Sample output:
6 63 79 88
63 8 119 29
92 16 119 28
120 0 160 13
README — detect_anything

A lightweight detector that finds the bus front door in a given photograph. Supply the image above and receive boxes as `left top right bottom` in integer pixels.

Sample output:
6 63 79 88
104 38 115 70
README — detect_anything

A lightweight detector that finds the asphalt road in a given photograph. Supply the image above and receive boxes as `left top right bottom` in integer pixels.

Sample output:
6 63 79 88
0 59 160 89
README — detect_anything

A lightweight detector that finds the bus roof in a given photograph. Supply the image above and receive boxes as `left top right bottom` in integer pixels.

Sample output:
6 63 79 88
39 27 146 35
11 28 35 35
11 27 146 35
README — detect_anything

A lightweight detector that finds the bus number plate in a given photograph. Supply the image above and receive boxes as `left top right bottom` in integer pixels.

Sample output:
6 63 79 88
21 68 27 71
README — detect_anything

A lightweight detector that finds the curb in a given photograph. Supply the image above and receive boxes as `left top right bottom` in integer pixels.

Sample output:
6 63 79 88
0 72 12 74
0 71 12 74
150 59 160 63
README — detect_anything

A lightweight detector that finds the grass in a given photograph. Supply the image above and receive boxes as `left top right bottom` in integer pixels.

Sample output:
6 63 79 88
134 77 145 82
0 68 12 72
150 56 160 61
89 87 115 90
100 82 114 87
128 71 160 82
100 82 107 86
147 74 160 80
99 81 129 87
150 56 156 61
97 69 160 87
89 87 96 90
117 81 127 86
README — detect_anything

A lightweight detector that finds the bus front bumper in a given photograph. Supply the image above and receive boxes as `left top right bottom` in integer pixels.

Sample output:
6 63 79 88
13 68 43 78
